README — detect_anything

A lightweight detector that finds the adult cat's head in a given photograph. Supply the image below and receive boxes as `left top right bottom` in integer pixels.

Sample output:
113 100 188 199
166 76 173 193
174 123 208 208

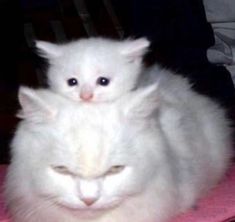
36 37 150 102
6 84 165 220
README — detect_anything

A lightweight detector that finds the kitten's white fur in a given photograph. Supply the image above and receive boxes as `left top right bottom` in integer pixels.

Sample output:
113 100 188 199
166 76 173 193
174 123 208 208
5 69 232 222
36 37 149 102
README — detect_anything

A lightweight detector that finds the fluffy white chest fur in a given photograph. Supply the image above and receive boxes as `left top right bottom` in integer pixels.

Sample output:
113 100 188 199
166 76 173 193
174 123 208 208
4 66 232 222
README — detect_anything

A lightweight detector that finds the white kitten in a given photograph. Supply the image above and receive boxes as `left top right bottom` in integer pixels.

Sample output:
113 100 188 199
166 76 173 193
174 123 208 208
36 37 149 102
5 72 232 222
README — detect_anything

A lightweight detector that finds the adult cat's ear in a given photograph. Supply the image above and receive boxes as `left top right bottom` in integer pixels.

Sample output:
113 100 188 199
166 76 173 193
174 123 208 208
119 38 150 62
17 87 57 122
35 40 63 59
122 83 159 119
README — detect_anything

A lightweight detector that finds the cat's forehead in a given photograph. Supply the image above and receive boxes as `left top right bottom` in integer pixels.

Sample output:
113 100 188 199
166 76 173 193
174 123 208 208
51 39 127 78
62 103 125 141
50 104 127 176
59 103 121 136
62 39 122 62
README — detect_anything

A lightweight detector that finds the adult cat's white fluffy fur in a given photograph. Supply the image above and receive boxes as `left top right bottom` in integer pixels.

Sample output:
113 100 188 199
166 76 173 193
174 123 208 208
5 68 232 222
36 37 149 102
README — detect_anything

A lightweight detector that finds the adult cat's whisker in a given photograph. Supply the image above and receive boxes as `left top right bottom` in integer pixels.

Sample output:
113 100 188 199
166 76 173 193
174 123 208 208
13 198 55 221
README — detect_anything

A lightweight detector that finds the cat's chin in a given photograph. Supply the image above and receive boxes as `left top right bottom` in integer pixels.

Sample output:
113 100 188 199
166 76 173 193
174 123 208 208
65 93 119 103
63 207 107 219
58 202 119 219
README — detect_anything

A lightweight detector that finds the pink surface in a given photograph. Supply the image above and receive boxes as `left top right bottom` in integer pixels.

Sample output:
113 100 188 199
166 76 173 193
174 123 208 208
0 165 235 222
0 165 9 222
173 165 235 222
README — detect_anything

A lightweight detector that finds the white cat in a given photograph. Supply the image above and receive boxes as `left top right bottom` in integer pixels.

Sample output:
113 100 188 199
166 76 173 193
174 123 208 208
36 37 149 102
5 70 232 222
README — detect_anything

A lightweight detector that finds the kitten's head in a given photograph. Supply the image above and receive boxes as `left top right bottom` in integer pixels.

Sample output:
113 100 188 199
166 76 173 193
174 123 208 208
36 37 150 102
7 85 164 219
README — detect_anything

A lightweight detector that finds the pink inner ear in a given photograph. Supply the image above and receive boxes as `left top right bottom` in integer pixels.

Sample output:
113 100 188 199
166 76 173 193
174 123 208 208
36 41 62 58
123 47 147 64
121 38 150 61
126 54 141 63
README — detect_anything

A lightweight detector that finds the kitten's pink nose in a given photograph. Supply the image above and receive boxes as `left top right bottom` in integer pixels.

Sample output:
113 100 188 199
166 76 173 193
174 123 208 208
81 197 98 206
80 92 93 101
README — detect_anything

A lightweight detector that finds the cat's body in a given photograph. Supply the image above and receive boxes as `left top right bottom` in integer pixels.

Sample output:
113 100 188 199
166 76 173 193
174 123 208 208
5 67 232 222
36 37 149 102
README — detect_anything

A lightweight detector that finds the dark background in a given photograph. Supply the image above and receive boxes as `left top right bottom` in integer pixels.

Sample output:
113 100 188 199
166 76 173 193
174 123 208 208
0 0 122 163
0 0 235 163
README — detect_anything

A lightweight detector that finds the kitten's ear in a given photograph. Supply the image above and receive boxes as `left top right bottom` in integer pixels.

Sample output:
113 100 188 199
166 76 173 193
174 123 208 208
119 38 150 62
17 87 57 123
122 83 159 119
35 40 63 59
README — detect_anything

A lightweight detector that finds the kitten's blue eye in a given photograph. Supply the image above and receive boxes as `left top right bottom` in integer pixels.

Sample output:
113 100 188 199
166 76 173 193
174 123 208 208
67 78 78 86
96 77 110 86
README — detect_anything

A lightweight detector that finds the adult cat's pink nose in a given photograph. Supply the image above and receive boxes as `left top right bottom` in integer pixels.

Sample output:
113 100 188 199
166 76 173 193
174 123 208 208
80 92 93 101
81 197 98 206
